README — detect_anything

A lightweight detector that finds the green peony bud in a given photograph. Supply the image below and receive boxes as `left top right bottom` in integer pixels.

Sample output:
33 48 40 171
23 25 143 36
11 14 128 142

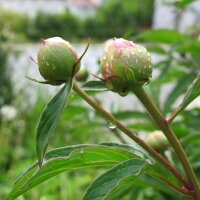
75 66 89 82
100 38 152 96
145 131 169 152
38 37 80 82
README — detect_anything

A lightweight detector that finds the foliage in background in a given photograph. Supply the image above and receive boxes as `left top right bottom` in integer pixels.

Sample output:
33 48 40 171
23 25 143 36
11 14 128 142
0 10 31 42
0 0 154 42
0 87 114 199
82 0 154 39
0 45 13 107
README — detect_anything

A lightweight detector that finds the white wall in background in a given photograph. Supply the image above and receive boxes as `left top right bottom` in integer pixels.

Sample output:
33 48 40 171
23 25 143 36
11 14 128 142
153 0 200 31
0 0 102 18
0 0 69 17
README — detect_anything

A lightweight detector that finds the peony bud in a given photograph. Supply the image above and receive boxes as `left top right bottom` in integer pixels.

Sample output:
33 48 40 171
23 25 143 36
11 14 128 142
145 131 169 152
38 37 80 82
100 38 152 96
75 66 89 82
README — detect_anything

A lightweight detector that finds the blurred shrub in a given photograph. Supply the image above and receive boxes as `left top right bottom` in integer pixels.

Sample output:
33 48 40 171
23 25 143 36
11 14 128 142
0 0 154 42
32 0 154 40
84 0 154 39
30 10 84 40
0 44 13 108
0 10 31 42
0 88 112 199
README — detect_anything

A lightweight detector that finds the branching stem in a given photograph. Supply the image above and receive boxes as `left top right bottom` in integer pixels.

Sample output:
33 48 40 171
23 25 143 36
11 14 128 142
132 86 200 200
72 80 191 195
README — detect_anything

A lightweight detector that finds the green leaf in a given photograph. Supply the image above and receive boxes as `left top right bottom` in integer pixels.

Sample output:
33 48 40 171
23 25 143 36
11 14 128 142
81 81 107 92
105 176 137 200
170 73 200 120
100 142 151 161
174 0 194 9
83 158 147 200
163 73 196 113
83 158 181 200
191 55 200 69
176 39 200 56
181 133 200 168
105 170 179 200
137 29 187 44
145 43 166 54
7 144 137 200
112 111 147 120
37 80 72 166
181 134 200 148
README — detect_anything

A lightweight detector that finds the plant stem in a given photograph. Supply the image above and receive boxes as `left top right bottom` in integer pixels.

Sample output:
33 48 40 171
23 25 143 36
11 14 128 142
111 128 127 144
167 109 181 124
72 80 189 193
132 86 200 200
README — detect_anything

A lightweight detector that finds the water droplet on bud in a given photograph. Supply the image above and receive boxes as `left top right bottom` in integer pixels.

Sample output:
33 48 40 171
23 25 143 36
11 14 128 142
108 122 116 129
144 80 149 86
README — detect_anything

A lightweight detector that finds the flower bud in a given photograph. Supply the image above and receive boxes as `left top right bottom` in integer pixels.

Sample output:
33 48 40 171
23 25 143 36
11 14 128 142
100 38 152 96
75 66 89 82
145 131 169 152
38 37 80 82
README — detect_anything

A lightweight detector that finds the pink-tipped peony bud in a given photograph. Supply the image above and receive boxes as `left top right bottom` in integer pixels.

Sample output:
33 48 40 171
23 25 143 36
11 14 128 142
100 38 152 96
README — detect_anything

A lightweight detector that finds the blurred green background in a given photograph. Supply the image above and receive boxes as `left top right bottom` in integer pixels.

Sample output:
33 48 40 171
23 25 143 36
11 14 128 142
1 0 200 199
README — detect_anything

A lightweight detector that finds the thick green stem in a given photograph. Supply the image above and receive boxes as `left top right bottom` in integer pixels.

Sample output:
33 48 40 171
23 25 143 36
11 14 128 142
132 86 200 200
72 80 190 195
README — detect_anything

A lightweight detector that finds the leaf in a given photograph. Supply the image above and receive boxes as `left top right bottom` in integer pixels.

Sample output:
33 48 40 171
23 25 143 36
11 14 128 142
176 39 200 56
137 29 187 44
180 133 200 168
174 0 194 9
163 73 196 113
37 80 72 166
169 73 200 121
112 111 147 120
181 134 200 148
191 55 200 69
81 81 107 92
145 43 166 54
83 159 181 200
105 176 137 199
7 144 138 200
83 158 147 200
100 143 152 161
105 171 179 200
